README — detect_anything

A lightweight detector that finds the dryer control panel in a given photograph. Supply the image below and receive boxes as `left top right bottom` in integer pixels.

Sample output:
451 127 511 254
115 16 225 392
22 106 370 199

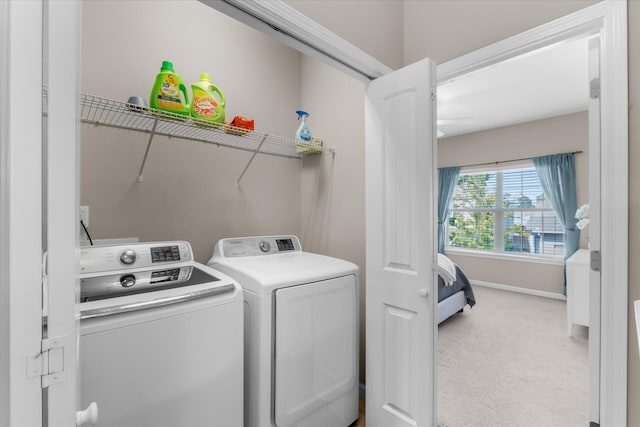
80 241 192 274
215 235 301 258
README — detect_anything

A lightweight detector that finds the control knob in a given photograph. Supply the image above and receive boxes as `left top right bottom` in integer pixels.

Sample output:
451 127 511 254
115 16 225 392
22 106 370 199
120 275 136 288
119 249 137 265
258 241 271 253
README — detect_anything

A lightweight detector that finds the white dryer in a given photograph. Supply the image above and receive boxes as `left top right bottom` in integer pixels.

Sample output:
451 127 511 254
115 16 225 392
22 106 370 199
208 235 359 427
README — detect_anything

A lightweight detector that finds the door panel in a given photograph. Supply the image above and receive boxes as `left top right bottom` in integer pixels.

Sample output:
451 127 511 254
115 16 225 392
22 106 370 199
365 58 438 427
274 276 358 427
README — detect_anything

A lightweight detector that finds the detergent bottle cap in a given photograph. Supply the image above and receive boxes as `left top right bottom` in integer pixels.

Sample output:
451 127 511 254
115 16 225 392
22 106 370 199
296 110 309 120
161 61 175 73
199 72 211 82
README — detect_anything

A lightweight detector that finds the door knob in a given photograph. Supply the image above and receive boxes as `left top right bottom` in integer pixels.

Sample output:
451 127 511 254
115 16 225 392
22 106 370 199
419 289 429 297
76 402 98 426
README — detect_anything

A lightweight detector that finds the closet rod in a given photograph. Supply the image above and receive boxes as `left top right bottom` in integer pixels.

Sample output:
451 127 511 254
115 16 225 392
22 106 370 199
451 150 583 169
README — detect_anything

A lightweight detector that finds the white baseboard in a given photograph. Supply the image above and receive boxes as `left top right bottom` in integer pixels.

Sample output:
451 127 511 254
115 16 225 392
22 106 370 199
471 279 566 301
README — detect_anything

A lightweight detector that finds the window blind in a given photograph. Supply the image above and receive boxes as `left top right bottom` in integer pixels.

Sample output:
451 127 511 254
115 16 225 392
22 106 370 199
448 167 563 257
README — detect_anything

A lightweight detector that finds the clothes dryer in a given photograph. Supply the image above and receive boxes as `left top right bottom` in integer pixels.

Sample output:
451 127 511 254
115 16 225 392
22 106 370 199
208 235 359 427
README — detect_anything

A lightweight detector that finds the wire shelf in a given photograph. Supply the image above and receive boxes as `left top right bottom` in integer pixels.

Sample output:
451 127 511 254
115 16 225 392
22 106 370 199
79 93 307 159
43 89 332 185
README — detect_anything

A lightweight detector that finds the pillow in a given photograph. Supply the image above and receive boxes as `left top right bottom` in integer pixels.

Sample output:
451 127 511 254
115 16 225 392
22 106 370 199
437 253 457 286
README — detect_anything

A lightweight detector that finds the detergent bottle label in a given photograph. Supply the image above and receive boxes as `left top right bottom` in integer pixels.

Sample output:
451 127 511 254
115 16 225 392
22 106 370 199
156 74 184 110
192 87 218 118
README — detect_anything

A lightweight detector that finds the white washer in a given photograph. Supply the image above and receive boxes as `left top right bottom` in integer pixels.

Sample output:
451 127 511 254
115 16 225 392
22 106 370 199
78 241 243 427
208 235 359 427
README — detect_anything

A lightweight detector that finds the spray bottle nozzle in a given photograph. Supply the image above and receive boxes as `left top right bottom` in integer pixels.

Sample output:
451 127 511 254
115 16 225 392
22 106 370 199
296 110 309 120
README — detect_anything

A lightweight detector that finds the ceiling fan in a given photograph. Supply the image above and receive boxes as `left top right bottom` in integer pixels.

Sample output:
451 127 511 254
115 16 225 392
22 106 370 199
436 117 474 137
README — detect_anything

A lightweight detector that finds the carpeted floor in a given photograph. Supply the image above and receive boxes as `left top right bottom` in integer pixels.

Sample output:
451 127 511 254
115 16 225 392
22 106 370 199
438 285 588 427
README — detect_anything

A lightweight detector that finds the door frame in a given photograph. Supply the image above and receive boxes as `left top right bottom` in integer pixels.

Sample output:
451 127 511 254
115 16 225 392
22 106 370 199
44 0 81 425
0 1 45 426
437 2 627 424
1 1 81 425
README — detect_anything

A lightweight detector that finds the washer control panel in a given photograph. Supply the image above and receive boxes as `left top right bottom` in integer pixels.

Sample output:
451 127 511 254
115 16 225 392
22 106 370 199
217 235 301 258
80 241 192 274
80 266 194 301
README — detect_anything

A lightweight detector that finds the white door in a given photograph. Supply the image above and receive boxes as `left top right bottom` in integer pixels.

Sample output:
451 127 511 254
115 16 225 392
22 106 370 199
587 35 601 425
365 58 438 427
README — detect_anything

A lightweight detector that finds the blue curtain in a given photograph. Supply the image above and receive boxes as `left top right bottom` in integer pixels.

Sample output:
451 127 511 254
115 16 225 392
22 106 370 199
438 167 461 253
532 153 579 295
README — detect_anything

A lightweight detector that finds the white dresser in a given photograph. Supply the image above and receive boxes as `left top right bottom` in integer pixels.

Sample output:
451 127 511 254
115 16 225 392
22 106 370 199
566 249 590 336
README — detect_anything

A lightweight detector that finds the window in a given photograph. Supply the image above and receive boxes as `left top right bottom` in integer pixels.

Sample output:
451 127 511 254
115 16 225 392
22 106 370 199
447 166 564 257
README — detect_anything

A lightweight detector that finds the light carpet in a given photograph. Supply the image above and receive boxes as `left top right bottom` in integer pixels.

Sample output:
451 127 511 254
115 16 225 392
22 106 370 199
438 285 588 427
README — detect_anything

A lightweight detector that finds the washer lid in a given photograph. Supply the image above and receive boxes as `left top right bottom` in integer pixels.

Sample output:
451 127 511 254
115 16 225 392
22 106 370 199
210 251 358 294
76 262 242 318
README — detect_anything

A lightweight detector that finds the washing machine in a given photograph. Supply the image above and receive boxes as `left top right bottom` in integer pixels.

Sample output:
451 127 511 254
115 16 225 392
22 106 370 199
208 235 359 427
77 241 243 427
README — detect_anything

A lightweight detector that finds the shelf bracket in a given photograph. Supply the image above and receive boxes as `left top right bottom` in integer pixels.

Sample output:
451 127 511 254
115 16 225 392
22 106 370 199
236 134 268 188
136 117 159 182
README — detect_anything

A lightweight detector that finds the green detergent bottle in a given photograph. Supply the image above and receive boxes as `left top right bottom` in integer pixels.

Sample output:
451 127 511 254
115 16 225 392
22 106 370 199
190 73 225 126
149 60 190 119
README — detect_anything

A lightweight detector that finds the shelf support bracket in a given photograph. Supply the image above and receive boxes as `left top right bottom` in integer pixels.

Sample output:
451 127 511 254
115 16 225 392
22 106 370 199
236 134 268 188
136 117 159 182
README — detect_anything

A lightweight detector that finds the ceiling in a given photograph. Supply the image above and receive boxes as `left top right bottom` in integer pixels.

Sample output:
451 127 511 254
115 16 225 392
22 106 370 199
437 36 591 138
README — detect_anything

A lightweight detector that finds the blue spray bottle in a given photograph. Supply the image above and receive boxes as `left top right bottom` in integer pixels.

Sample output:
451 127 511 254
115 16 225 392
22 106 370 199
295 110 313 143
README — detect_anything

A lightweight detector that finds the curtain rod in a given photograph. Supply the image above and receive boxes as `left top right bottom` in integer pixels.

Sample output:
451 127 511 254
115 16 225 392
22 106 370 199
449 150 583 169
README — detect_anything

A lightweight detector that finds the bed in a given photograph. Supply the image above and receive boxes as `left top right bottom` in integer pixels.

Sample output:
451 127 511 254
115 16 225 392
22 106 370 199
437 254 476 324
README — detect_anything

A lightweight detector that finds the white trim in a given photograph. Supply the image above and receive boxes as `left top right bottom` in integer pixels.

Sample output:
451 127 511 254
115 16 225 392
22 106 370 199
445 247 565 266
0 1 44 426
198 0 393 83
438 2 627 425
0 2 9 424
587 35 602 422
44 1 81 425
471 279 566 301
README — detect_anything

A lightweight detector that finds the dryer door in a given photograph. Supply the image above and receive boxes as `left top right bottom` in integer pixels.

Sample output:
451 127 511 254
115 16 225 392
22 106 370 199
274 275 357 427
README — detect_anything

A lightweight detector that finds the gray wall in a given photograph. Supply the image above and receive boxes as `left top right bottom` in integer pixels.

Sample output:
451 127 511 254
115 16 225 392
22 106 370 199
284 0 404 70
440 112 589 294
81 0 302 263
285 0 405 385
403 0 600 65
299 55 367 383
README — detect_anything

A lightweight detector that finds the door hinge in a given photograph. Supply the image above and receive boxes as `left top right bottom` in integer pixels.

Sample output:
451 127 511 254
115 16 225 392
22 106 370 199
27 335 70 388
590 250 601 272
590 78 600 99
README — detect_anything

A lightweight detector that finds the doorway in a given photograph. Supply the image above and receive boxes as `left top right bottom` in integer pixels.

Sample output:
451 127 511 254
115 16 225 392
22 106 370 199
436 33 596 425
